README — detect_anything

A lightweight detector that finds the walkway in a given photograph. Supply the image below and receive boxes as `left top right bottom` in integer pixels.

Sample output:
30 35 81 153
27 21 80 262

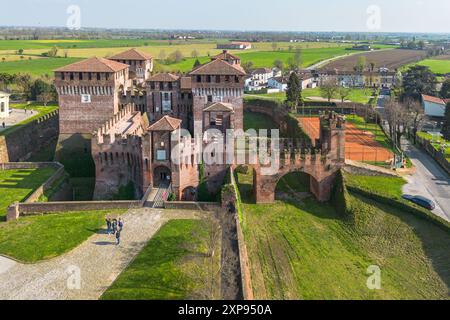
0 208 205 300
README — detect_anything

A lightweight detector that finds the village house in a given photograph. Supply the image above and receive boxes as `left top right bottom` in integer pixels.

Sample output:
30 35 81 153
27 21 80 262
217 41 252 50
422 94 449 118
245 67 274 91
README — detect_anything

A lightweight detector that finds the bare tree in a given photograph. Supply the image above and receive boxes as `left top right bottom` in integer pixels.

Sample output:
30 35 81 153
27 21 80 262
320 80 338 102
338 87 351 102
404 98 425 144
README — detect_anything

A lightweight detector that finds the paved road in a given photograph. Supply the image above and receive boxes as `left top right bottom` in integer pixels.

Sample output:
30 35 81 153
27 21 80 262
0 208 205 300
401 138 450 222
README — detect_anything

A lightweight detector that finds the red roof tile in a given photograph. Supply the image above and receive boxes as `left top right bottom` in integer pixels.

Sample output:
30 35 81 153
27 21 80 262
109 48 152 61
54 57 129 73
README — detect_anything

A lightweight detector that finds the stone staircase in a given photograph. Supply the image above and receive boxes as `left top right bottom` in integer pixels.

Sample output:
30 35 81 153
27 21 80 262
145 182 172 208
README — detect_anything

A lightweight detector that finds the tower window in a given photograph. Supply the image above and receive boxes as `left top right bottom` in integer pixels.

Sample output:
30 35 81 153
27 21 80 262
196 75 202 83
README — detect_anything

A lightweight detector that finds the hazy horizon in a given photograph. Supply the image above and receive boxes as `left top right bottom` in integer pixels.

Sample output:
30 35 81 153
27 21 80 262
1 0 450 34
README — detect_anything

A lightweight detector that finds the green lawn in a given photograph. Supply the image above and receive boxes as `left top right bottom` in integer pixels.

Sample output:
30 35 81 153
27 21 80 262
1 103 59 137
344 173 406 199
244 111 277 131
101 219 221 300
0 168 56 217
0 57 82 76
0 210 122 262
417 132 450 161
236 170 450 299
414 59 450 75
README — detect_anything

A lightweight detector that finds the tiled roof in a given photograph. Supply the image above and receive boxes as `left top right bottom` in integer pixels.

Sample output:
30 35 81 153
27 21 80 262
180 77 192 90
147 73 180 82
148 116 182 131
54 57 129 73
109 48 152 61
212 50 241 61
422 94 446 105
203 102 234 112
189 59 246 76
252 68 272 74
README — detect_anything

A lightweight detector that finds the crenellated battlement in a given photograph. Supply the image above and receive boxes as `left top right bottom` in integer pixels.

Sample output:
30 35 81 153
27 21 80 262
93 103 137 144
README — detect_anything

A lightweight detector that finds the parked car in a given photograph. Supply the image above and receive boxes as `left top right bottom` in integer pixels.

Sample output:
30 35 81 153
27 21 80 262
402 195 436 210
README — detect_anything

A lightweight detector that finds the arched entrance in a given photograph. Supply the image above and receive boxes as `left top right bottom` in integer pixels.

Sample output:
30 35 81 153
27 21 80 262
153 166 171 187
182 186 197 201
275 171 311 201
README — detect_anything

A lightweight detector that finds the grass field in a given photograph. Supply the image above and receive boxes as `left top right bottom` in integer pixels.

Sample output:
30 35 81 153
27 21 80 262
0 57 82 76
244 111 277 131
101 219 221 300
236 170 450 299
405 55 450 75
0 210 123 262
0 167 56 218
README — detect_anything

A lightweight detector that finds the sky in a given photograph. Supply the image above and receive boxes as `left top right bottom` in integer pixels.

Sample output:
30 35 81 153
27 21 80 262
1 0 450 33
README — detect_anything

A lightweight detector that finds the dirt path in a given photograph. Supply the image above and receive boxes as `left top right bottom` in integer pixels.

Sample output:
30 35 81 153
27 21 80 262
0 208 205 300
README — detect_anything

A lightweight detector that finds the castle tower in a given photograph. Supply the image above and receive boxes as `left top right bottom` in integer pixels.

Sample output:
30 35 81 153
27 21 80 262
109 48 153 84
319 112 346 162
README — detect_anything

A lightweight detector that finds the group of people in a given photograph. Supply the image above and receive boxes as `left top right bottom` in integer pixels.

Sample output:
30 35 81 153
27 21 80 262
106 217 124 245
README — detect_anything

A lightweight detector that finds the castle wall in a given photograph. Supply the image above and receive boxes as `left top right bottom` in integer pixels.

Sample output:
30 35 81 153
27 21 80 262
0 111 59 162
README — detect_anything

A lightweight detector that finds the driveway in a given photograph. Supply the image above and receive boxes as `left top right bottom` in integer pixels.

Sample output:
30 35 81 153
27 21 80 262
401 138 450 222
0 208 205 300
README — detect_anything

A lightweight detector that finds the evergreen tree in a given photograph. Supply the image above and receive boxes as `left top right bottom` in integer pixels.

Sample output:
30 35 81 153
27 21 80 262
286 73 301 109
193 59 201 68
440 79 450 99
401 65 437 101
442 102 450 141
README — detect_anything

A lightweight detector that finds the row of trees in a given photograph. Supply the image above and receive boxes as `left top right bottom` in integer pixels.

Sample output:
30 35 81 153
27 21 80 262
0 73 57 105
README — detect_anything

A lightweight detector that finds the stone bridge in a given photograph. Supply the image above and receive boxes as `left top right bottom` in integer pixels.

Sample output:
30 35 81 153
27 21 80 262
250 112 346 203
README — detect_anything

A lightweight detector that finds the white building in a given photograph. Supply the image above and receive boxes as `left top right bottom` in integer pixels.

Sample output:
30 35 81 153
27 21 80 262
0 91 10 118
245 68 274 92
422 94 448 118
268 77 288 92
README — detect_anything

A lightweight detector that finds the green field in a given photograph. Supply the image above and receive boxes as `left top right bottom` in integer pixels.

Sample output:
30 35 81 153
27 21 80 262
0 57 82 76
0 168 56 218
101 219 221 300
244 111 277 131
0 210 123 262
414 59 450 75
236 170 450 299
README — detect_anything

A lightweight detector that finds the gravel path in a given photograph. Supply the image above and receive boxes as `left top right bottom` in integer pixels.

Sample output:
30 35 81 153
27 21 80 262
0 208 205 300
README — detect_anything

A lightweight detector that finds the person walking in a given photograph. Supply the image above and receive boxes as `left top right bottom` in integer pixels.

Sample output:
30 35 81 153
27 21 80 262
112 218 118 235
106 217 112 235
118 217 124 231
115 228 121 246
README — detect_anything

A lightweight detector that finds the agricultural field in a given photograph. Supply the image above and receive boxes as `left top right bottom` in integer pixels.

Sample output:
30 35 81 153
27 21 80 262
0 210 123 262
321 49 428 71
0 167 56 218
101 219 221 300
236 170 450 299
0 40 373 76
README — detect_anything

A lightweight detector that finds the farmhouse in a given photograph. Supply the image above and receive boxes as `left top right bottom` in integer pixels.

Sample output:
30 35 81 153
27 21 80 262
421 94 449 118
0 91 10 118
217 41 252 50
245 68 274 91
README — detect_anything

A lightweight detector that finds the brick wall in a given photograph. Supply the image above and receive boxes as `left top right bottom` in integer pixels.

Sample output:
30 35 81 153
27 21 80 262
0 111 59 162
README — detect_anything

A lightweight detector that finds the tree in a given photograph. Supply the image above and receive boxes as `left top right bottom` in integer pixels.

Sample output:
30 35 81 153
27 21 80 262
15 74 32 97
191 50 199 58
369 62 376 72
37 90 54 106
355 56 366 73
193 59 201 68
440 79 450 99
273 59 283 70
17 49 24 55
404 98 425 144
167 50 184 63
286 72 302 110
158 50 166 61
442 103 450 141
47 45 58 57
338 87 351 102
402 65 437 101
271 42 278 51
320 80 338 102
242 61 253 73
63 49 69 58
29 79 55 101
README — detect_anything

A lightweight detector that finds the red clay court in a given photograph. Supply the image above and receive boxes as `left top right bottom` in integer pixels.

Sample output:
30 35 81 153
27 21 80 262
297 117 394 163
